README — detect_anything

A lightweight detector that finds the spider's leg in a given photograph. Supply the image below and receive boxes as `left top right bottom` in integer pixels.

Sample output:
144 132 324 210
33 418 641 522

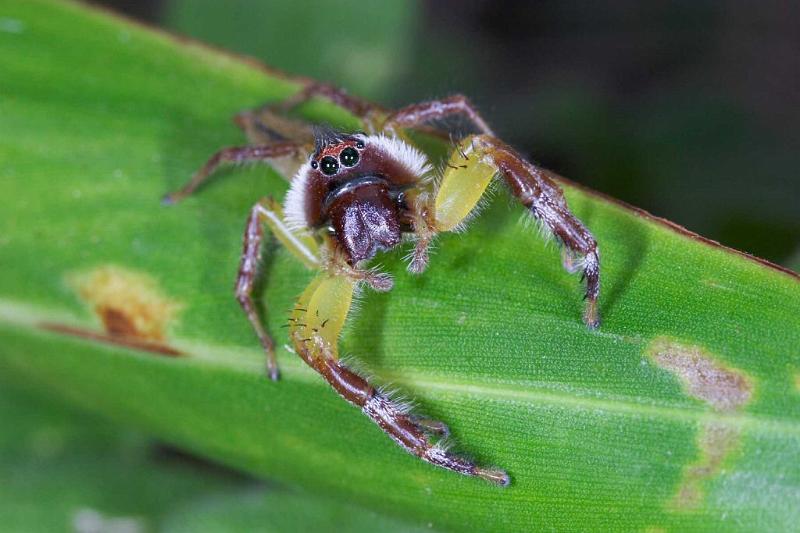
289 272 508 486
276 81 378 118
236 198 320 380
163 143 306 204
409 416 450 437
383 94 494 137
489 138 601 328
236 81 382 141
234 106 315 148
415 135 601 329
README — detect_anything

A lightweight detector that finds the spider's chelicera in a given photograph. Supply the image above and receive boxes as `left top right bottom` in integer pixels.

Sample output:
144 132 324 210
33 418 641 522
164 84 601 486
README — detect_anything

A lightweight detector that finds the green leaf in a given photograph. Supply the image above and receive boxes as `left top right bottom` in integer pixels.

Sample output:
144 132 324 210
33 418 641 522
0 380 235 532
1 1 799 531
0 381 426 533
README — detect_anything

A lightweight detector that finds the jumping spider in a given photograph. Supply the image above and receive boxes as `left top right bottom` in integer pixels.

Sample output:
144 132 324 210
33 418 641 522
164 83 600 486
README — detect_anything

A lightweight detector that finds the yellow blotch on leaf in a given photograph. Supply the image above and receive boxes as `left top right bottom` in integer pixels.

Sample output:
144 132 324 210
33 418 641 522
68 265 182 342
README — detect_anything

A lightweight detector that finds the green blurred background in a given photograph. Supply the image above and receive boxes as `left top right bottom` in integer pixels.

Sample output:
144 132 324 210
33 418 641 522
115 0 800 266
4 1 798 531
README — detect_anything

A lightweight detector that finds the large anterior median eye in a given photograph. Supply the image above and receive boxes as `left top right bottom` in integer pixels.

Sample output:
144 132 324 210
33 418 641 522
320 155 339 175
339 147 359 167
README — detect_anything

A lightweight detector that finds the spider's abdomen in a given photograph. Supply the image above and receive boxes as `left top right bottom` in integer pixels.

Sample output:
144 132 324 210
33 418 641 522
327 178 402 264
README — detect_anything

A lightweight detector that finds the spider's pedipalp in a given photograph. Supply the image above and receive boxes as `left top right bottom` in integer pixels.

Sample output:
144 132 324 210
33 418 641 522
363 269 395 292
405 244 429 275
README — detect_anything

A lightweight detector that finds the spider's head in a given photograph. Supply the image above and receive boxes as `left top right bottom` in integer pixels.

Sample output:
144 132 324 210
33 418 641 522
284 127 430 265
310 128 404 264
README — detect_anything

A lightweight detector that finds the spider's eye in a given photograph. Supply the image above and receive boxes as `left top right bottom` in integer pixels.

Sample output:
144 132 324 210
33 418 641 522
310 160 319 169
355 139 365 149
320 156 339 175
339 147 359 167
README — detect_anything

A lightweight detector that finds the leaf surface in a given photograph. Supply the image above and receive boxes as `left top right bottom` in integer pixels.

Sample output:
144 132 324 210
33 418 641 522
1 1 799 531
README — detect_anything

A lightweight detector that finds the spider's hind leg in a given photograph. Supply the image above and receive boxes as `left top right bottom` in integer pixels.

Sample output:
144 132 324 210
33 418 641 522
383 94 494 137
236 81 382 143
234 106 316 147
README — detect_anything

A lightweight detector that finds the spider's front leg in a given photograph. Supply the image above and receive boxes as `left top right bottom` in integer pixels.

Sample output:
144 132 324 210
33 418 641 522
412 135 601 329
288 270 509 486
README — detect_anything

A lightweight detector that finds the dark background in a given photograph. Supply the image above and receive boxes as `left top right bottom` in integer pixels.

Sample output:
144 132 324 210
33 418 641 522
100 0 799 266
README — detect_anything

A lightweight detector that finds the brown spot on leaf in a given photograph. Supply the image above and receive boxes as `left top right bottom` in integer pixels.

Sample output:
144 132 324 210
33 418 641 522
100 307 140 338
40 323 182 357
45 265 184 356
69 265 181 342
670 423 741 511
648 337 753 412
647 337 754 512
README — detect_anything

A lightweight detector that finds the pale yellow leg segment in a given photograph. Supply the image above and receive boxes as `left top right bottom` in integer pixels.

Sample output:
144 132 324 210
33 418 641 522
407 137 498 273
290 273 356 356
258 198 321 269
434 136 497 232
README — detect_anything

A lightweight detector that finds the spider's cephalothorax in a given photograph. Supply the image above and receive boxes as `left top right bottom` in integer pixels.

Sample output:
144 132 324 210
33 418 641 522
164 85 602 486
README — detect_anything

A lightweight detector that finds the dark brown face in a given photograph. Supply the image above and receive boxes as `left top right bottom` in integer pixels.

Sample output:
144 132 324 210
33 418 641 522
303 136 366 228
327 178 402 265
300 132 420 229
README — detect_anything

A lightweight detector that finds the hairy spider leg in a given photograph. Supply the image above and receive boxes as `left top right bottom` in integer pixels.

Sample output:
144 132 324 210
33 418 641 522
255 91 496 141
162 143 306 204
276 81 378 119
383 94 495 137
416 135 601 329
236 198 320 380
234 105 316 148
288 273 509 486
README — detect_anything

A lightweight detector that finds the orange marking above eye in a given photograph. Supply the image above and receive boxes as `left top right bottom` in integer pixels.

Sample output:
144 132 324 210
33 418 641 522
317 140 359 160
